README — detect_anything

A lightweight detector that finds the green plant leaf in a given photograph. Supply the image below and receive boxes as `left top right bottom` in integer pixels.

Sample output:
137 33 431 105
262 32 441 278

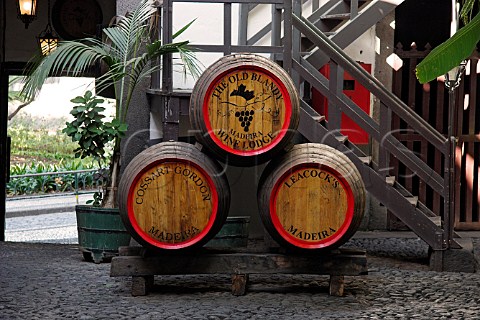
118 123 128 132
71 97 86 104
76 106 88 112
416 11 480 84
92 106 106 113
92 98 105 104
172 19 196 39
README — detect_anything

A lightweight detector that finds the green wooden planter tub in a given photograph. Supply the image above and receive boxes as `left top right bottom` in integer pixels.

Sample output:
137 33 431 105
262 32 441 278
75 205 131 263
206 216 250 248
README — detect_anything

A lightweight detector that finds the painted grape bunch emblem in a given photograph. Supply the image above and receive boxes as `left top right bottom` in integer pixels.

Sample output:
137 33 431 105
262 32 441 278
235 110 255 132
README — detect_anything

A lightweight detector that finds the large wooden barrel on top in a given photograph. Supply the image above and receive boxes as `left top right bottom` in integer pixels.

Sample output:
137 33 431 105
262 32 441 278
257 143 365 250
118 142 230 250
190 53 300 166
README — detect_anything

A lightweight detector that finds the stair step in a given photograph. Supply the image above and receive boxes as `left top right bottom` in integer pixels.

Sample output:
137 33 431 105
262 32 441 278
428 216 442 227
324 31 336 37
359 156 372 165
312 115 325 123
407 196 418 207
335 135 348 144
321 13 351 20
385 176 395 186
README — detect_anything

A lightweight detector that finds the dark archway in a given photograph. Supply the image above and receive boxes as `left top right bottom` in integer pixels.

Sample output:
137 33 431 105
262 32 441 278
0 62 27 241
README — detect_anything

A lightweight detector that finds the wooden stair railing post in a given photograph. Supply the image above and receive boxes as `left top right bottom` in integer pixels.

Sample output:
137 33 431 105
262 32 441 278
161 0 173 93
328 61 343 133
378 102 391 177
291 0 302 85
283 0 293 74
350 0 359 18
238 4 249 45
223 3 232 55
271 3 282 62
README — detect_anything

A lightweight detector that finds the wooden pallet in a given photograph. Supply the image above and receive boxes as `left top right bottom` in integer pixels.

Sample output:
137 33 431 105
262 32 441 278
110 246 367 297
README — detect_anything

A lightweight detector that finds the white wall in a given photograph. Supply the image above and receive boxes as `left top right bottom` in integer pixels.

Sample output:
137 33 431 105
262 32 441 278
169 1 376 89
170 2 238 89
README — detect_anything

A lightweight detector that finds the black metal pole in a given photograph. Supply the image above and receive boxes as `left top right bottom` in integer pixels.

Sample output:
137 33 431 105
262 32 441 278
445 86 456 248
444 60 466 249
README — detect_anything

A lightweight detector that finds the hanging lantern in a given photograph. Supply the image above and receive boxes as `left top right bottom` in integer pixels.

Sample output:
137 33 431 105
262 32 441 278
17 0 37 29
38 25 59 55
38 0 59 55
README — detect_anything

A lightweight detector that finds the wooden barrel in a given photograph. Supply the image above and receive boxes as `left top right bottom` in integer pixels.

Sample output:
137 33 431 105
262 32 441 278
118 142 230 250
257 143 365 250
190 53 300 166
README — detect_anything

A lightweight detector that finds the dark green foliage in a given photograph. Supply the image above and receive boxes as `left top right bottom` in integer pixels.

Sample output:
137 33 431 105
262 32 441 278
86 192 103 207
7 160 102 196
62 90 127 162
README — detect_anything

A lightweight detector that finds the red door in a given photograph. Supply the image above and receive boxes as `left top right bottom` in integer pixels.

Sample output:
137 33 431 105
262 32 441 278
311 63 372 145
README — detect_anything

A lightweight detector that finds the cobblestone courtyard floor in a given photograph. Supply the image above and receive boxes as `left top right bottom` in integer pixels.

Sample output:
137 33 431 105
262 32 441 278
1 238 479 319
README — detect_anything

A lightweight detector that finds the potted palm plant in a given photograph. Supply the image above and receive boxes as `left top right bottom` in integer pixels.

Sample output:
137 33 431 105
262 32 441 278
21 0 200 262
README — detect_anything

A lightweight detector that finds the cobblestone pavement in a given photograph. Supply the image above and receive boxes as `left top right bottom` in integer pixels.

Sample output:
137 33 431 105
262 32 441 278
1 238 480 319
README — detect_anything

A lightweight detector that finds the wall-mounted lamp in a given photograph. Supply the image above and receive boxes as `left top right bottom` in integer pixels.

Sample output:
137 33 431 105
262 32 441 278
445 60 467 92
17 0 37 29
38 0 59 55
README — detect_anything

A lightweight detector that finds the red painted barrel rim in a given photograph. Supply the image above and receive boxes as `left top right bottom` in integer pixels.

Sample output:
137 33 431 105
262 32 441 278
126 158 219 250
269 163 355 249
202 65 293 157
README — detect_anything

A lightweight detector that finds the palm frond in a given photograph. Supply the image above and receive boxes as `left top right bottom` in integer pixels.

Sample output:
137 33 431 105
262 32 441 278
146 40 190 58
110 0 155 61
22 40 109 100
172 45 203 80
145 40 203 79
173 19 196 39
460 0 477 23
